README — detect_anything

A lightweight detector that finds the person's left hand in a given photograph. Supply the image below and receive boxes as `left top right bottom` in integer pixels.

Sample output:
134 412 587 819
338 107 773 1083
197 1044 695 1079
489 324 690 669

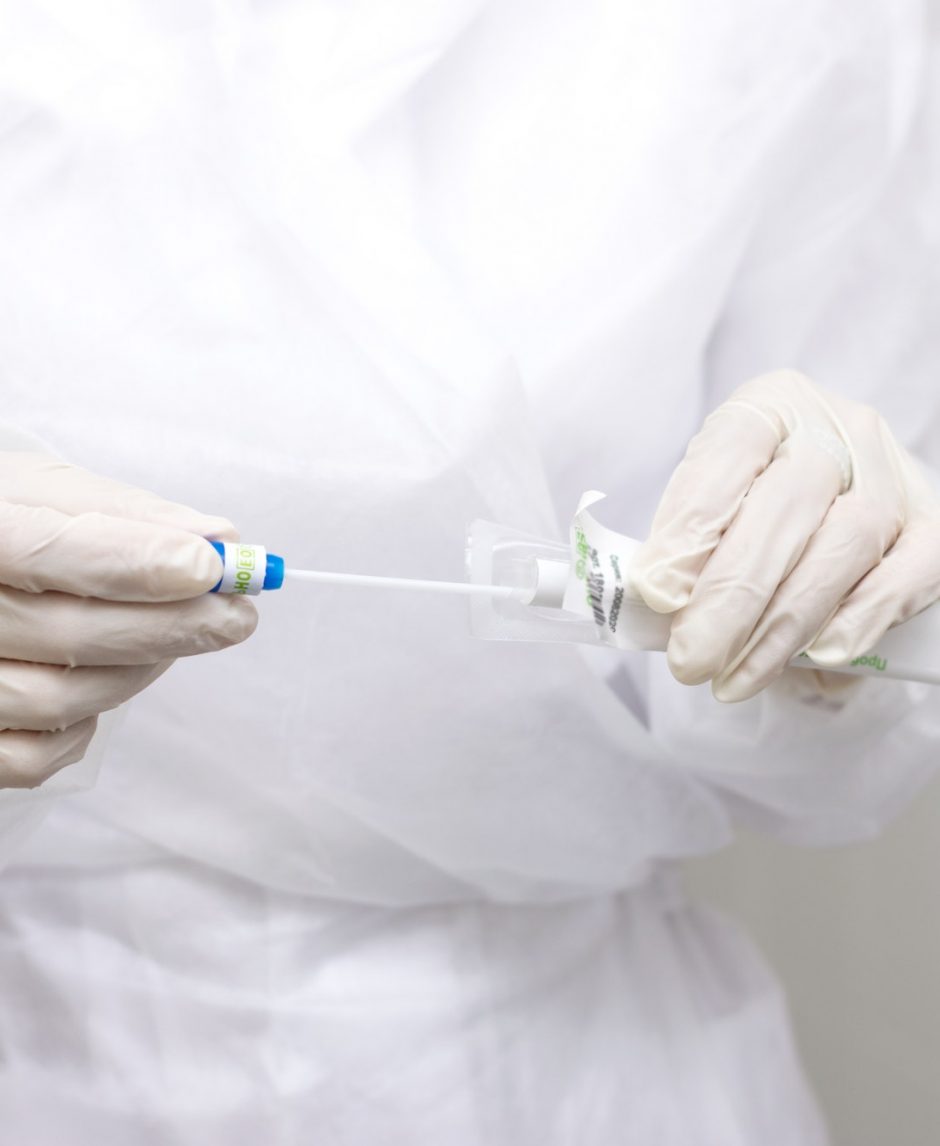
630 371 940 702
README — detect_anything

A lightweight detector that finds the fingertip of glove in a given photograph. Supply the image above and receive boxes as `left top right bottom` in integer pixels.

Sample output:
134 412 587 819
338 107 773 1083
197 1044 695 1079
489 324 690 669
629 562 689 614
665 637 715 687
227 597 260 643
711 677 739 704
190 596 259 654
179 534 229 595
199 515 240 543
131 532 229 600
804 635 854 669
711 670 759 704
171 519 239 593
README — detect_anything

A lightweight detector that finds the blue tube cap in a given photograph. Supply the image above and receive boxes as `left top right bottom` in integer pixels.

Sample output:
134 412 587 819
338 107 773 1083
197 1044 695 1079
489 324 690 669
263 553 285 590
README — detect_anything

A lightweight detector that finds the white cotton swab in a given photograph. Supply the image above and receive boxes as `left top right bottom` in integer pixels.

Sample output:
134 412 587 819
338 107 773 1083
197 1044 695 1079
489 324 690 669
284 567 528 600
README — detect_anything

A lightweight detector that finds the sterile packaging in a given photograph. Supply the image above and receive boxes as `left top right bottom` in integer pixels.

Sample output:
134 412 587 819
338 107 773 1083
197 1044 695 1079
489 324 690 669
468 492 940 686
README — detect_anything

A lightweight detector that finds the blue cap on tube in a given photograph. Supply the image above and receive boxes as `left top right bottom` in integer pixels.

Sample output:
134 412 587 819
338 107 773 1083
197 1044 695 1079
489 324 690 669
263 553 285 590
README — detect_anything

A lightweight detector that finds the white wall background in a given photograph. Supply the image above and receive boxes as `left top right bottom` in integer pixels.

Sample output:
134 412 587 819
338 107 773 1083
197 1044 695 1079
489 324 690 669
688 775 940 1145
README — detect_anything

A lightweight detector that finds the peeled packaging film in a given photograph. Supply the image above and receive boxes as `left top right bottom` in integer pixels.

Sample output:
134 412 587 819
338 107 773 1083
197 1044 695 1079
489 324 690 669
467 491 940 687
466 492 671 651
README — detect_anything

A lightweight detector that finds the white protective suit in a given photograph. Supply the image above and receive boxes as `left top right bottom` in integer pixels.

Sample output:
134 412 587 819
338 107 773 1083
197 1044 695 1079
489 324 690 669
0 1 939 1143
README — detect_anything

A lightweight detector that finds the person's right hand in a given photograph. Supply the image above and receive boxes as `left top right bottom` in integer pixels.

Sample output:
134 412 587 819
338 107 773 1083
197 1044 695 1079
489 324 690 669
0 452 258 789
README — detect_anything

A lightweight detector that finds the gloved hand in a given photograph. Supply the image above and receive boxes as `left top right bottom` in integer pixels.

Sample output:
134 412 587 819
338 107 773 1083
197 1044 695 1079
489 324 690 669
630 371 940 702
0 452 257 788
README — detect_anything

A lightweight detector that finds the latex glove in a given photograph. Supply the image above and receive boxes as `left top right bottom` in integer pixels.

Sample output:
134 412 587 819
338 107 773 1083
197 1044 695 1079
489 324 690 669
630 371 940 702
0 453 257 788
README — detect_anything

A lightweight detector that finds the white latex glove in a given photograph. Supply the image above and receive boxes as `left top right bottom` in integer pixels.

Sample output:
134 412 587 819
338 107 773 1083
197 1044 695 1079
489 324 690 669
630 371 940 702
0 453 257 788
